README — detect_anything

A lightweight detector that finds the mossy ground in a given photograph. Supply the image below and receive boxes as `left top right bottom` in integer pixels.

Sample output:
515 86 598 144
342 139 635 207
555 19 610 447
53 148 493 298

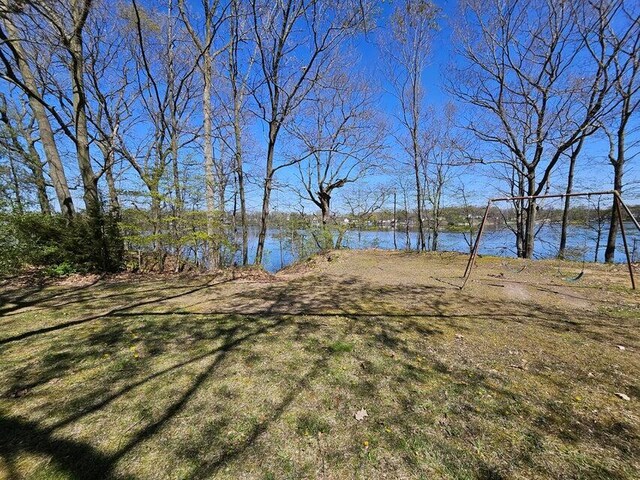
1 250 638 479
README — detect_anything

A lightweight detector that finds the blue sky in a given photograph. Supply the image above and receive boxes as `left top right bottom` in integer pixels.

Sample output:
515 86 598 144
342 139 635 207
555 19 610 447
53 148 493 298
1 0 638 215
266 0 640 215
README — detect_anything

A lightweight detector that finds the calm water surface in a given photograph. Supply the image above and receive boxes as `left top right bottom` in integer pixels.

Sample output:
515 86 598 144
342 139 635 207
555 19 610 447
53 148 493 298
238 224 640 272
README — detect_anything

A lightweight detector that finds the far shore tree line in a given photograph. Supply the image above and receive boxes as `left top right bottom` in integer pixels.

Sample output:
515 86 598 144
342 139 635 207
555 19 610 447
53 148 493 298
0 0 638 273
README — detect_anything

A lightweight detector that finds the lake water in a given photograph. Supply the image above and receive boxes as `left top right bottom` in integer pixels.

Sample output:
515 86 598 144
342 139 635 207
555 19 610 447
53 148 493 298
237 223 640 272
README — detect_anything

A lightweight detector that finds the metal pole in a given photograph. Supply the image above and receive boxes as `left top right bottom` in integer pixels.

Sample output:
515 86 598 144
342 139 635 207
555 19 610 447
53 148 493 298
490 190 617 203
462 201 492 289
615 195 636 290
614 191 640 233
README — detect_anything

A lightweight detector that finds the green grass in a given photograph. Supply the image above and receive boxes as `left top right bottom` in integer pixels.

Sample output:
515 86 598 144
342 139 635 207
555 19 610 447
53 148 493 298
328 340 354 353
0 252 638 479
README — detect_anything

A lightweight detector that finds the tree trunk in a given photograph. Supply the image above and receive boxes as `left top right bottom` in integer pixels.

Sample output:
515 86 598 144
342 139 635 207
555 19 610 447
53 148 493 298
403 189 411 249
605 161 623 263
202 49 220 270
559 139 583 259
255 123 277 266
70 4 107 269
594 220 602 263
170 123 182 271
204 152 219 270
105 160 120 218
98 141 120 218
216 159 226 267
150 185 162 255
430 186 442 252
393 190 397 250
559 165 576 259
234 132 248 266
524 172 536 259
413 156 426 251
431 213 439 251
7 153 23 213
69 18 98 214
27 142 51 215
319 191 330 225
4 19 73 216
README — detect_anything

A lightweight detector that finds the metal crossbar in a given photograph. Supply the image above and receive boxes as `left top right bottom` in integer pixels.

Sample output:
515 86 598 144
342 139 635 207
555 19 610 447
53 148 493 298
460 191 640 290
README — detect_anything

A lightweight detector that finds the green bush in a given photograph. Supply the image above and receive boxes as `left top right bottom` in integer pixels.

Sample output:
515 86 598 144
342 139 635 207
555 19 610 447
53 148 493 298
0 211 124 275
0 215 23 273
44 261 77 277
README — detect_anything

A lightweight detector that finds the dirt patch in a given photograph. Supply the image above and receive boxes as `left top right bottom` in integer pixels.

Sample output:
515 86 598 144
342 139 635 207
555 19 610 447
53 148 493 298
56 273 102 287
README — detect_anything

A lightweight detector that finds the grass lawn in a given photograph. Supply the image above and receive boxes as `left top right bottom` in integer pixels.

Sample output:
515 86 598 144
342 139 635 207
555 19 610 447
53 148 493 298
0 250 638 479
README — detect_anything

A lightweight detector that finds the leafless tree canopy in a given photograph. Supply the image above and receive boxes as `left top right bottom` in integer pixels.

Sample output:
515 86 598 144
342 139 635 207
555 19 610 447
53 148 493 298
0 0 638 269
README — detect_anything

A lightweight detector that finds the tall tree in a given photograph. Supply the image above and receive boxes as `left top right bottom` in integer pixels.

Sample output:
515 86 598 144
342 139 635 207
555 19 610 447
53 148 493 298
291 71 385 226
223 0 254 265
179 0 229 270
249 0 373 265
603 3 640 263
422 104 465 251
386 0 439 252
0 13 74 216
84 1 138 220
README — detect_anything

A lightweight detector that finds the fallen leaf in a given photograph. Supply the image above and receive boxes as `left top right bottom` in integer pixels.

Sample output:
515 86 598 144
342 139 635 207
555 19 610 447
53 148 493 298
354 408 368 421
614 392 630 401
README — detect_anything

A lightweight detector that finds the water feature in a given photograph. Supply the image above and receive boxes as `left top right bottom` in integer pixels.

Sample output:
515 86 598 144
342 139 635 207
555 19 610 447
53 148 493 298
237 223 640 272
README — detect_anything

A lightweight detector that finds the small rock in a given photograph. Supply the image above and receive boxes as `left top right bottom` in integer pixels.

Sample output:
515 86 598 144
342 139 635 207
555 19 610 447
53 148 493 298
614 392 630 401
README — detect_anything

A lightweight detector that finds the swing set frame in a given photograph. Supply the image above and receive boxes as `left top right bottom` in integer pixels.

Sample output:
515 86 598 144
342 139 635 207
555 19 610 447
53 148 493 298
461 190 640 290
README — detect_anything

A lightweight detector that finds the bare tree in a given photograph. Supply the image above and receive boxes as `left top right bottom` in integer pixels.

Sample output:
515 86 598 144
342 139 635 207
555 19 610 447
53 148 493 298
178 0 229 269
0 12 73 216
291 71 385 227
603 3 640 263
222 0 255 265
0 92 50 214
249 0 373 265
422 103 465 251
385 0 439 252
84 2 139 220
450 0 632 258
120 0 200 267
21 0 101 216
558 137 585 258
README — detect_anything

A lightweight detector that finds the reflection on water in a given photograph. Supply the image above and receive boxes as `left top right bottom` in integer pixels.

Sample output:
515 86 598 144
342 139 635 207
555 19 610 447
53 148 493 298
236 223 640 273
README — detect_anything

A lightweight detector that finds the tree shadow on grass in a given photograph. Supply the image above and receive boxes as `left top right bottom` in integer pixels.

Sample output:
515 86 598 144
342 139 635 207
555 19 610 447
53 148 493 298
2 273 639 478
0 277 233 346
0 416 130 480
0 274 102 316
